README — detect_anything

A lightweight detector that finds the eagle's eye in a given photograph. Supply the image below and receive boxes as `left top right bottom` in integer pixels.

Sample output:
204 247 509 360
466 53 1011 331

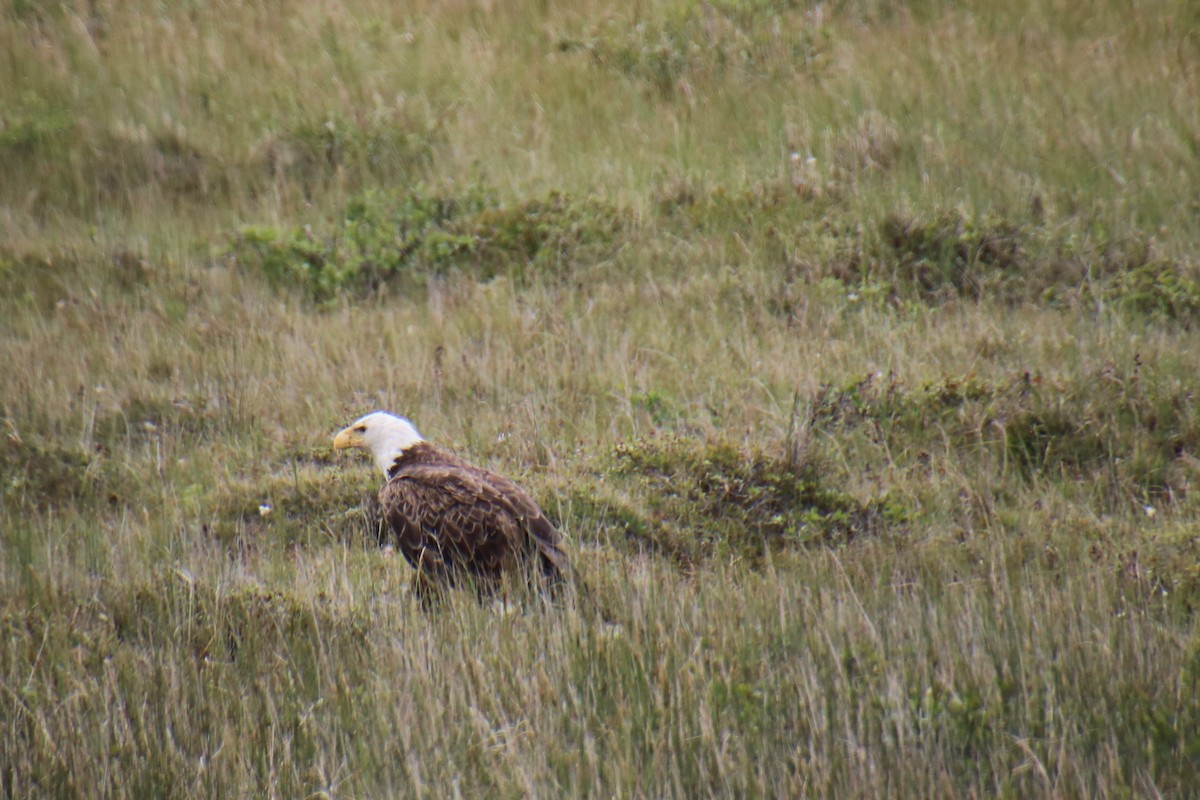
354 425 367 433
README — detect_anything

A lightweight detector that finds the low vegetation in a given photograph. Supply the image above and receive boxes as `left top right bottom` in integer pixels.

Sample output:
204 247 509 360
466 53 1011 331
2 0 1199 796
230 188 630 302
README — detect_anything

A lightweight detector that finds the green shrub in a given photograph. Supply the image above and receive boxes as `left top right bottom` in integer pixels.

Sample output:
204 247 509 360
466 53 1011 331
230 188 630 302
1111 259 1200 324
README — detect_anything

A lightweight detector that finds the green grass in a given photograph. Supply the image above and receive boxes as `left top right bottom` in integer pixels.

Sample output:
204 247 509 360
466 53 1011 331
3 0 1200 796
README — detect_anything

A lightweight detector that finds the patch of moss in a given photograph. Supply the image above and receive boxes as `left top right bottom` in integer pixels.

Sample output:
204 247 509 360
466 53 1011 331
1120 523 1200 613
1003 410 1106 478
564 488 695 567
813 366 1200 503
203 465 383 551
0 435 129 511
590 435 901 565
106 574 370 666
858 211 1200 320
880 212 1027 301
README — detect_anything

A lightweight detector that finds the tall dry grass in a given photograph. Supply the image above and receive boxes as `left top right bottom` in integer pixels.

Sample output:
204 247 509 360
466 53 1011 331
3 0 1200 796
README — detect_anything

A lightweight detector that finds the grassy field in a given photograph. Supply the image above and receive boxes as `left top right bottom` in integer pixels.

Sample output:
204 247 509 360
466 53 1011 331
3 0 1200 796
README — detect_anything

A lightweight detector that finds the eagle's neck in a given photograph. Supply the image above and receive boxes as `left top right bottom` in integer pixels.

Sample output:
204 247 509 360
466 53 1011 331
385 441 463 479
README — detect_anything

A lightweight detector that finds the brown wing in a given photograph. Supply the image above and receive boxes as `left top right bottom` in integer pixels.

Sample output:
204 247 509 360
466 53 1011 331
463 467 570 579
378 465 547 587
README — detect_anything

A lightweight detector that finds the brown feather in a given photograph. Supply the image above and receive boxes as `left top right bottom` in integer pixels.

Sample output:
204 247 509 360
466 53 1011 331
378 442 568 592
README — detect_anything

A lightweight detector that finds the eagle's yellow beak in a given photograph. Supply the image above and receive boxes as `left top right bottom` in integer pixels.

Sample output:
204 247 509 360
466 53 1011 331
333 426 363 451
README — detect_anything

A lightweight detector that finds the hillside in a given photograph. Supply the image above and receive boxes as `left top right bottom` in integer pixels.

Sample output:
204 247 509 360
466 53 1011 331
2 0 1199 796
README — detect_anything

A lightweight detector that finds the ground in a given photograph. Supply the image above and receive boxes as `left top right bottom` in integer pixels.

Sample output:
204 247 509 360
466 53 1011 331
2 0 1199 796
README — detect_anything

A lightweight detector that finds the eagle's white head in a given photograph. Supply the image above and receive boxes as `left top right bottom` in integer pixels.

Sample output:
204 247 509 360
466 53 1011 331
333 411 426 476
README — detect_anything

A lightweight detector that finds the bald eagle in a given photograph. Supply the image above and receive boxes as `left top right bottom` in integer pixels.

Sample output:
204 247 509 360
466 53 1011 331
333 411 569 595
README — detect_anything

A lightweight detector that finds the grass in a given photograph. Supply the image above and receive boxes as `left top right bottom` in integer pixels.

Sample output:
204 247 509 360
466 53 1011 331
2 0 1200 796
